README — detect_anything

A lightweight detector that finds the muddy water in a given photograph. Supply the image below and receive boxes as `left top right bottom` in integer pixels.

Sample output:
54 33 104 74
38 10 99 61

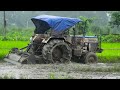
0 62 120 79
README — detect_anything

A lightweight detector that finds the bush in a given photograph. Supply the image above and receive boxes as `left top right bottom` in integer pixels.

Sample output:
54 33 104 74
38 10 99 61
0 26 120 43
102 34 120 43
0 27 34 41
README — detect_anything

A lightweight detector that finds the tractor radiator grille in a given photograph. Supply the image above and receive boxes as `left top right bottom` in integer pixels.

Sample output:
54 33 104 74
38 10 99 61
89 43 98 52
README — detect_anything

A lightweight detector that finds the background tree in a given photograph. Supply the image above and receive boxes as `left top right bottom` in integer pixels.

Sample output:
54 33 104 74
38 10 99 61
90 25 102 35
109 11 120 28
0 11 109 28
77 16 96 35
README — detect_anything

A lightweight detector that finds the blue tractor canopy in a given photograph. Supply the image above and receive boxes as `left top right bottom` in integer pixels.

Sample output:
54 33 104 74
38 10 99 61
31 15 82 34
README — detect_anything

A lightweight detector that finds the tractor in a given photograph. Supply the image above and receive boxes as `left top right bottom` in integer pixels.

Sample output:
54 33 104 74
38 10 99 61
4 15 103 65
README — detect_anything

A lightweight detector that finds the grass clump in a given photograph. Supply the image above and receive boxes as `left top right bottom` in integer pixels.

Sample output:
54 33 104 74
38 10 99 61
48 72 74 79
0 74 15 79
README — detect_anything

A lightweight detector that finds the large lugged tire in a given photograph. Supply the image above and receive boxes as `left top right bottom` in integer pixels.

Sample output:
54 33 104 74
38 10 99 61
42 40 72 63
83 52 98 64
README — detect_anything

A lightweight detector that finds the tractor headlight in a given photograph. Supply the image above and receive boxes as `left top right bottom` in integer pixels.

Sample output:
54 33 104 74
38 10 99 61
30 37 33 43
85 43 88 46
42 38 47 43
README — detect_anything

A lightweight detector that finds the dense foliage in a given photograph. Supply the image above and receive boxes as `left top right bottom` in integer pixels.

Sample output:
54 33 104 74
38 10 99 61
102 34 120 43
109 11 120 28
0 27 34 41
0 12 120 42
0 26 120 43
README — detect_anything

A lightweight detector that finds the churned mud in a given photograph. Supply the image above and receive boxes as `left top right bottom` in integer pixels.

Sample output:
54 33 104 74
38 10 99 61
0 62 120 79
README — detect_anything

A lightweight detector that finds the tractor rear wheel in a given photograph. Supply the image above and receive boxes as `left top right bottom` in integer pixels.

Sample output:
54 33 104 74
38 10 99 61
42 40 72 64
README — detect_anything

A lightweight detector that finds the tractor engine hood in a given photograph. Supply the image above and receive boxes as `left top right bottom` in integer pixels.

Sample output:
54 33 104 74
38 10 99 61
31 15 82 35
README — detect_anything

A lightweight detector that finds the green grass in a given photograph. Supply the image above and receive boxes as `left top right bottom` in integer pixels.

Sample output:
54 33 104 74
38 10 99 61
0 41 120 63
0 41 29 59
101 43 120 49
97 43 120 63
0 75 15 79
0 73 29 79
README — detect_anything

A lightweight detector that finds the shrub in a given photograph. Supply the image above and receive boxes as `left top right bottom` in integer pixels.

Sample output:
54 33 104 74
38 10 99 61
102 34 120 43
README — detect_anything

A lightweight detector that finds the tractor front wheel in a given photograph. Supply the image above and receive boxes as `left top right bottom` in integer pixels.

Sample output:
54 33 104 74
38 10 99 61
82 52 98 64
